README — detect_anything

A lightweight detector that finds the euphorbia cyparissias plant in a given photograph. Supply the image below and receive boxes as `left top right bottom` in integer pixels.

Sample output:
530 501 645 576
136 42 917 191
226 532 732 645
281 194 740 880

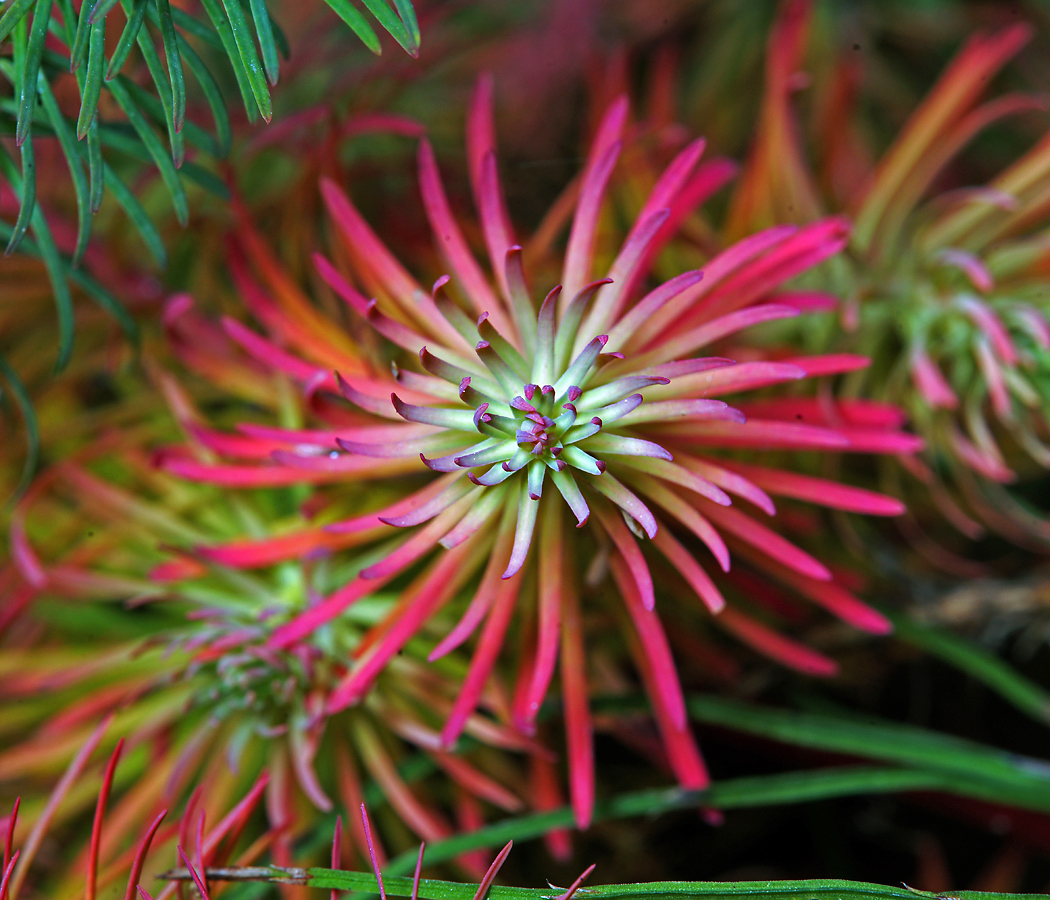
157 76 919 829
726 0 1050 559
1 330 536 891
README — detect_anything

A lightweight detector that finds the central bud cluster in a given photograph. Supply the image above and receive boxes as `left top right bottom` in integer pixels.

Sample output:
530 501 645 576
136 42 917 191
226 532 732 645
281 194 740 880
469 380 604 495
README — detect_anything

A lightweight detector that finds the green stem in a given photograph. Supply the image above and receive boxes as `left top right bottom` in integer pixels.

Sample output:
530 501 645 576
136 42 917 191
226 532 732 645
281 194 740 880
163 866 1050 900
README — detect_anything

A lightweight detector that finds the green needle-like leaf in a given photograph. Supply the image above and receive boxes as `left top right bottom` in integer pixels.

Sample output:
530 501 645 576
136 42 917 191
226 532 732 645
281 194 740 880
15 0 52 146
4 123 36 253
129 11 185 166
197 0 258 122
75 17 104 138
105 0 146 80
179 160 228 197
87 0 121 21
246 0 278 85
36 71 91 264
122 75 215 158
152 0 185 132
321 0 380 54
166 4 221 49
360 0 416 56
0 351 39 500
171 35 230 155
69 0 92 68
86 120 103 212
105 74 188 224
0 0 34 46
390 0 418 50
217 0 272 120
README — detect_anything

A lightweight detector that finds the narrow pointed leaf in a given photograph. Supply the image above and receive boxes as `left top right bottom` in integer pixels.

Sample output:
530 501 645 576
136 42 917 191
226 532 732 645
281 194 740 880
105 0 146 79
216 0 271 120
360 0 416 56
128 11 186 166
154 0 186 131
88 0 121 20
321 0 381 54
70 0 93 67
15 0 51 146
105 75 188 223
197 0 257 120
76 18 104 138
36 72 91 265
86 121 102 211
164 29 231 155
0 0 34 44
4 126 36 255
246 0 278 84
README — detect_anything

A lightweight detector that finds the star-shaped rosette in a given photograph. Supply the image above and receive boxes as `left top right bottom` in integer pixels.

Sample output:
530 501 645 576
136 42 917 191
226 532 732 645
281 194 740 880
160 77 917 828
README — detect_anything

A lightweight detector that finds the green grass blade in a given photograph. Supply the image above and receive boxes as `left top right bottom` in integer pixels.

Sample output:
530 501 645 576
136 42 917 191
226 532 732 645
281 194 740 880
378 767 947 876
36 71 91 265
0 351 39 500
359 0 415 56
152 0 184 132
105 74 188 224
245 0 278 84
69 0 93 68
0 0 34 46
15 0 52 146
320 0 379 54
76 17 104 138
681 695 1050 811
105 0 146 79
128 10 185 166
216 0 271 120
887 609 1050 725
196 0 257 122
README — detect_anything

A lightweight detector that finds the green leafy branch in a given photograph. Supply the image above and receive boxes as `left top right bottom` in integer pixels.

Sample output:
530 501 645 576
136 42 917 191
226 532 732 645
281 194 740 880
0 0 420 266
0 0 417 493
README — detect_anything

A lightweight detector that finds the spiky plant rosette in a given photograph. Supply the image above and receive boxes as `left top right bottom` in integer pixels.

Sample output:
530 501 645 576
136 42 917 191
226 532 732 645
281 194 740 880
150 75 921 829
723 1 1050 561
1 346 535 896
